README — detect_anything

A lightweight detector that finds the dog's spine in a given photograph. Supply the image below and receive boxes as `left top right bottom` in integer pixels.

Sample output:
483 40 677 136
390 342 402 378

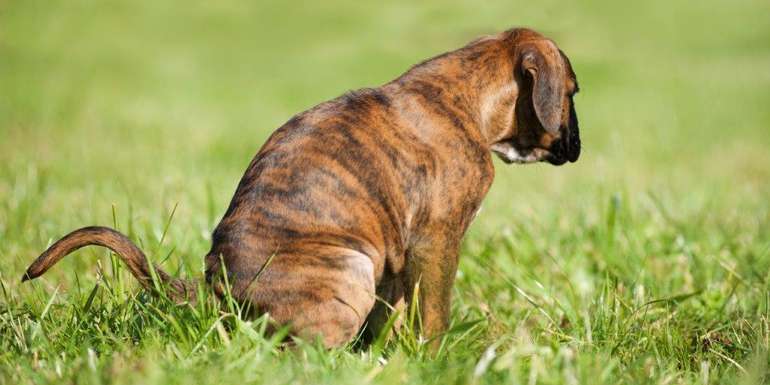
22 226 196 301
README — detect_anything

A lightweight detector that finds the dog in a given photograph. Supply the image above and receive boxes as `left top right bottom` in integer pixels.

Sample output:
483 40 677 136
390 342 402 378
22 27 580 348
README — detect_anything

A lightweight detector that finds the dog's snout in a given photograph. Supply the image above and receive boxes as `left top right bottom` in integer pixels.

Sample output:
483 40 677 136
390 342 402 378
566 126 580 162
545 124 580 165
566 102 580 162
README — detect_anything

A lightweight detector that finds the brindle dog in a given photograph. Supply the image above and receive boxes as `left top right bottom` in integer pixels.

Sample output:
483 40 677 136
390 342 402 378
22 27 580 348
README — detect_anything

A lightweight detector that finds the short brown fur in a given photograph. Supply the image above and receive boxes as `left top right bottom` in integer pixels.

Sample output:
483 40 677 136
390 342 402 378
23 27 580 348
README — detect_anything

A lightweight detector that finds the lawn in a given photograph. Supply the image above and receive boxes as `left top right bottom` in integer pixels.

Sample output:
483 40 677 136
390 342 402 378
1 0 769 384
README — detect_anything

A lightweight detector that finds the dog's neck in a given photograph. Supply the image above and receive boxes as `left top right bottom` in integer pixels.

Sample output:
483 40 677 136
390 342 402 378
394 38 518 148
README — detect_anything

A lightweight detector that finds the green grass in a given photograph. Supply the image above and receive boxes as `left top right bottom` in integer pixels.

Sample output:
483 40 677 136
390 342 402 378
1 0 770 383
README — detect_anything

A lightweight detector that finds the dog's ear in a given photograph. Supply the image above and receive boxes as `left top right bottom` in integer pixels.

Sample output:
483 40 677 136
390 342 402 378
520 46 564 134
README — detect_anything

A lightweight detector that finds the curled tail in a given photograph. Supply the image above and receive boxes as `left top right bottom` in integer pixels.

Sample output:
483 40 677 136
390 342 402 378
22 226 197 302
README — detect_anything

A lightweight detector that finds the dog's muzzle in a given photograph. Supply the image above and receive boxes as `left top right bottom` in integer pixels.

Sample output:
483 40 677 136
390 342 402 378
545 125 580 165
491 127 580 166
546 106 581 165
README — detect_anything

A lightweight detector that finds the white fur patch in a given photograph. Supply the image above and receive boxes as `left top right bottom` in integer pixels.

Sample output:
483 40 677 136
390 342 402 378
490 143 546 164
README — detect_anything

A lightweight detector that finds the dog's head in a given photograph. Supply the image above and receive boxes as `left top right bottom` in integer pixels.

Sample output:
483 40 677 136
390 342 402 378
490 30 580 166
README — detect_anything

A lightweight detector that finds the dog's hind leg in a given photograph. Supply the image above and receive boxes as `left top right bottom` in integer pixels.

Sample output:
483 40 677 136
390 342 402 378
237 248 377 348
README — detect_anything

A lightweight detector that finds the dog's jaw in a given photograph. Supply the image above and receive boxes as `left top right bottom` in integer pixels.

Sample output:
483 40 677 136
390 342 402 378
490 142 550 164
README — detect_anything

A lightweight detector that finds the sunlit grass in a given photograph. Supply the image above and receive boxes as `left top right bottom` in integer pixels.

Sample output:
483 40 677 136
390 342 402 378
1 0 769 384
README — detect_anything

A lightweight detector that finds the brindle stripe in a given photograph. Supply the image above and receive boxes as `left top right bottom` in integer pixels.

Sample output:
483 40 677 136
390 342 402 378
302 129 404 233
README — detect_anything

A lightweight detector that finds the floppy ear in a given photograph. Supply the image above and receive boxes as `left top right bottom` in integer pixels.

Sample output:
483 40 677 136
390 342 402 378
520 47 564 134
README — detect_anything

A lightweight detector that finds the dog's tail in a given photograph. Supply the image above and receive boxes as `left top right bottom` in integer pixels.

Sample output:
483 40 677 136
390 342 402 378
21 226 197 302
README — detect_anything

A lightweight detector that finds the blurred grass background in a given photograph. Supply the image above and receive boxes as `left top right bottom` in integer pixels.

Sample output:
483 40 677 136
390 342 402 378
1 0 769 384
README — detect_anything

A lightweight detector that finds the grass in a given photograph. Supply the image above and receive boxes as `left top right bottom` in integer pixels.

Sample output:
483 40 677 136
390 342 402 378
1 0 769 383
